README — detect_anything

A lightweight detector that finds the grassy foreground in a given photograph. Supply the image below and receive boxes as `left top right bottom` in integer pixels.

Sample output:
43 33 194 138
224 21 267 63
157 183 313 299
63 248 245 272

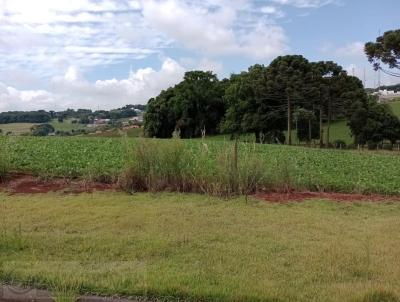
1 192 400 302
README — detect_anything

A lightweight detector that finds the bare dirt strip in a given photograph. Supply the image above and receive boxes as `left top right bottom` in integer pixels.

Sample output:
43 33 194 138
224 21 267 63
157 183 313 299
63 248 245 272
255 191 400 203
0 285 148 302
0 174 115 195
1 174 399 202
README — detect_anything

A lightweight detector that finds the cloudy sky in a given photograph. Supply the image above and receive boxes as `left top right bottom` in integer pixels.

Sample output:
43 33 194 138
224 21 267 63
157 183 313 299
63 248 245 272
0 0 399 111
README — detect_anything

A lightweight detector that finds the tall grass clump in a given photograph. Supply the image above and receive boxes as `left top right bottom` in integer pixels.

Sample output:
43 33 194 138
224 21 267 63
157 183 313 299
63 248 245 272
191 140 266 196
0 136 11 182
121 137 267 196
121 137 193 192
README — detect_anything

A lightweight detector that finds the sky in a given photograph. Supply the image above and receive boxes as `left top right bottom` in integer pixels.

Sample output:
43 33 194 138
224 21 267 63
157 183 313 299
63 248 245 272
0 0 399 111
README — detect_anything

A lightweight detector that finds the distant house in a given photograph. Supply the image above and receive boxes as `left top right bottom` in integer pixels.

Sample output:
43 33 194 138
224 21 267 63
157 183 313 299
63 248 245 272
373 89 400 102
94 118 110 125
130 116 143 123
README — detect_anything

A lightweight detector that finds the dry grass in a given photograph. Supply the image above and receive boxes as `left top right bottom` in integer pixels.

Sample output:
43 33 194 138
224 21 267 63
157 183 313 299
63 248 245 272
0 137 11 181
121 138 266 196
1 192 400 301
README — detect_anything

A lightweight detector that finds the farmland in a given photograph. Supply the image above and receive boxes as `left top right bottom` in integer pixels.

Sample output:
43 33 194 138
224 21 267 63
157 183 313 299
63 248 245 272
2 192 400 302
0 123 37 135
0 120 86 136
2 136 400 195
50 119 87 132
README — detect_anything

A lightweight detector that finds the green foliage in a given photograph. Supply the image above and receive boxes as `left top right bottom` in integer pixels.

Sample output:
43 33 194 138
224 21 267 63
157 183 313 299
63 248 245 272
219 56 371 146
221 63 287 141
365 29 400 72
144 71 226 138
121 138 266 196
0 111 51 124
30 123 55 136
0 136 11 181
349 97 400 144
333 139 347 149
294 108 319 142
5 137 400 195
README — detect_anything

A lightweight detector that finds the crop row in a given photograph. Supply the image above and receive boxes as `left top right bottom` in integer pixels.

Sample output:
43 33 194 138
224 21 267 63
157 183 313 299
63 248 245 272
1 136 400 195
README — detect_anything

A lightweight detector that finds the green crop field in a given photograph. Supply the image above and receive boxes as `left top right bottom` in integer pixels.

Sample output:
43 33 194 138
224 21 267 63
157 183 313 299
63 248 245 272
2 136 400 194
2 192 400 302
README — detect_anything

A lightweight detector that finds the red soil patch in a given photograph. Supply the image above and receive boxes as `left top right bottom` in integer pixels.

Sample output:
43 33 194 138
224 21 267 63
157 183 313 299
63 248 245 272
254 191 400 203
0 174 116 195
1 175 399 202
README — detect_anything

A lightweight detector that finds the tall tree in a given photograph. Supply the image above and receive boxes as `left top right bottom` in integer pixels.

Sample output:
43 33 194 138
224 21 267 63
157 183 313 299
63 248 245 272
266 55 313 145
144 71 226 138
221 64 286 143
365 29 400 77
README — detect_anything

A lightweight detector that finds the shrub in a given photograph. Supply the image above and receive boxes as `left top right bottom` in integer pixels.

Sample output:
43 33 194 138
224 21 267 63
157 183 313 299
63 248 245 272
121 138 192 192
120 138 267 196
31 124 55 136
0 137 11 181
334 139 347 149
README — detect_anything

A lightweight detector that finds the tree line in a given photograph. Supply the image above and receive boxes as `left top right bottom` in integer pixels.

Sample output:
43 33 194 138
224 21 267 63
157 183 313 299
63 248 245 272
0 104 145 125
144 55 400 146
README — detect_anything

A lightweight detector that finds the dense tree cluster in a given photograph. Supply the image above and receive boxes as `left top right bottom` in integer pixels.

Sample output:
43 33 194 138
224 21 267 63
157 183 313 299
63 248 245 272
144 71 227 138
30 124 55 136
0 105 146 126
0 111 52 124
144 55 400 146
56 105 144 123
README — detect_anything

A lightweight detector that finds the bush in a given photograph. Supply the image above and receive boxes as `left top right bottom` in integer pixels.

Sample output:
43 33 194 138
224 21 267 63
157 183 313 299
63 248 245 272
367 141 379 150
334 139 347 149
0 137 11 181
120 138 267 196
31 124 55 136
382 143 393 151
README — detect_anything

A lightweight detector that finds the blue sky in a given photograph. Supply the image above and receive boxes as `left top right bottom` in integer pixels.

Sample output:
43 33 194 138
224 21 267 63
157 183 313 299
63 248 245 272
0 0 399 111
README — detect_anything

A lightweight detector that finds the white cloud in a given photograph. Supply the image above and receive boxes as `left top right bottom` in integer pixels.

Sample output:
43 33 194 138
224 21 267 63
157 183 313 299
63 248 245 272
0 0 289 84
0 0 163 78
0 0 345 111
0 58 185 111
335 41 365 58
271 0 338 8
260 6 285 18
140 0 289 59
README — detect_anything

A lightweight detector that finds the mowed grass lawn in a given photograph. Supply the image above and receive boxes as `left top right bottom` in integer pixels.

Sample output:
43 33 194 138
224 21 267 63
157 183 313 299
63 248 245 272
1 192 400 302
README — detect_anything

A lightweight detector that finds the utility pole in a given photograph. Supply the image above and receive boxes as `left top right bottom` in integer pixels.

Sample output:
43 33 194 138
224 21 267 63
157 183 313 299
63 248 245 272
378 68 381 103
319 105 323 148
326 94 331 147
287 96 292 145
363 68 366 87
